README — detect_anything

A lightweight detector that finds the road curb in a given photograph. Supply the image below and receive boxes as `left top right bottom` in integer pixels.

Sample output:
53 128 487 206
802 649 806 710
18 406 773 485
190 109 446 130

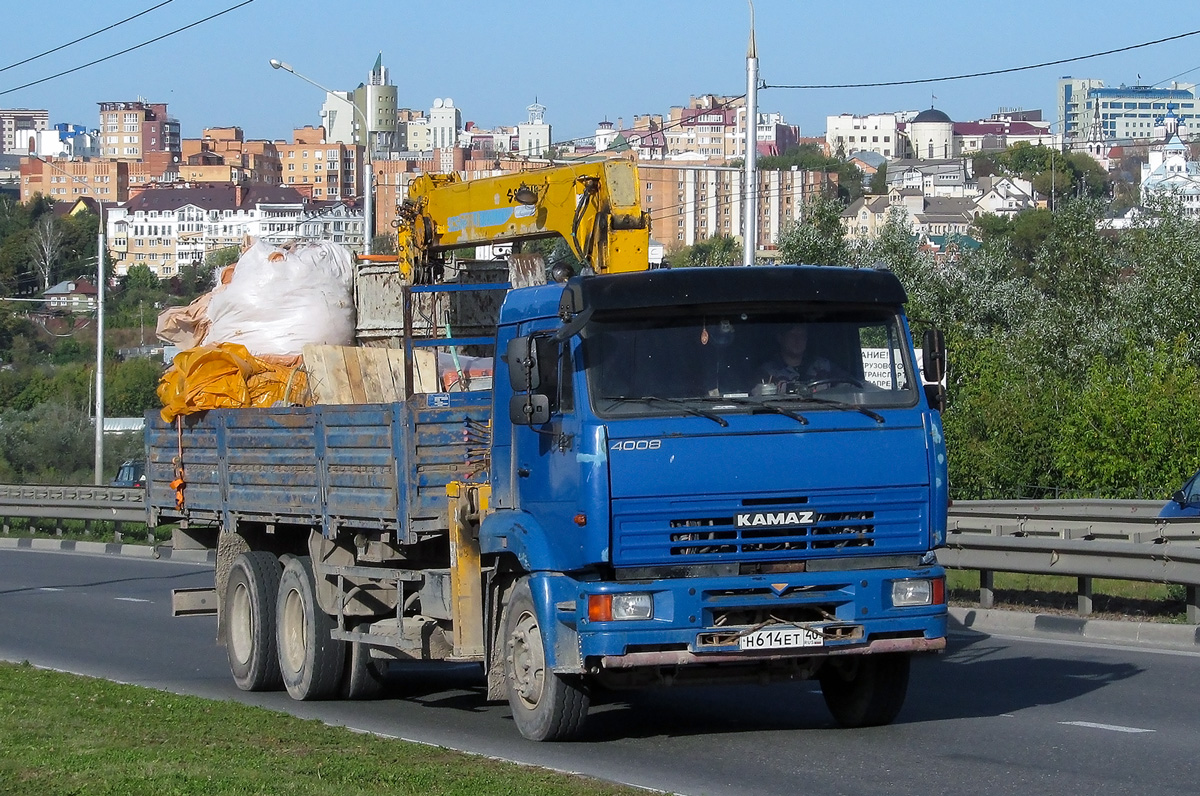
0 535 215 564
950 606 1200 650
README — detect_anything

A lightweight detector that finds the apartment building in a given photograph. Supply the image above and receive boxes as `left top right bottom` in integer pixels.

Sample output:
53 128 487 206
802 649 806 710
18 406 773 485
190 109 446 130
595 96 797 161
106 182 365 278
97 101 180 162
638 162 834 253
19 156 129 202
826 112 915 158
276 126 363 202
1 108 49 154
182 127 283 185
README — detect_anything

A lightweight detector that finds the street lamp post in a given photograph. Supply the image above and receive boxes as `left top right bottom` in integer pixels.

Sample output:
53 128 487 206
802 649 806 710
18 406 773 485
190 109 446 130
270 59 373 254
742 0 758 266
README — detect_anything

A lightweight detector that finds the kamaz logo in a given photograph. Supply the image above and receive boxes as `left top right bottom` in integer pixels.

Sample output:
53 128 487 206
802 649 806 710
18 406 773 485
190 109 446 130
735 511 816 527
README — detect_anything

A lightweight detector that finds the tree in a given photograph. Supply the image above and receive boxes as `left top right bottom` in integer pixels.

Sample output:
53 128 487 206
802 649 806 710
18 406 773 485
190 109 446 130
776 196 848 265
667 235 742 268
27 215 63 291
371 234 397 255
868 163 888 196
205 246 240 270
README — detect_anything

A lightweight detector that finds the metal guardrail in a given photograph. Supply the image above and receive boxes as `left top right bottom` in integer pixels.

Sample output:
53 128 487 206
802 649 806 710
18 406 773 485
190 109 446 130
0 486 1193 620
943 499 1200 622
0 483 146 527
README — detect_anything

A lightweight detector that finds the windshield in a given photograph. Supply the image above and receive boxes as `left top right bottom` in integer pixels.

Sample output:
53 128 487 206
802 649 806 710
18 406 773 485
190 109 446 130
583 304 918 419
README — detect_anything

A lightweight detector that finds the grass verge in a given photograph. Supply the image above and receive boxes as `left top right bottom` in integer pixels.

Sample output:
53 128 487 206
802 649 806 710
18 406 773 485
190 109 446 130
0 661 646 796
946 569 1187 622
0 517 170 546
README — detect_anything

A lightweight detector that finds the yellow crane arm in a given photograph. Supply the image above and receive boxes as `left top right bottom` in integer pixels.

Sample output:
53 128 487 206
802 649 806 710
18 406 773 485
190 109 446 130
395 159 650 281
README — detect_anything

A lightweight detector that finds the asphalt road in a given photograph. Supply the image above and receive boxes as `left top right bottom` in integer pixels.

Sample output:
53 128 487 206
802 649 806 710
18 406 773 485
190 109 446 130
2 548 1199 796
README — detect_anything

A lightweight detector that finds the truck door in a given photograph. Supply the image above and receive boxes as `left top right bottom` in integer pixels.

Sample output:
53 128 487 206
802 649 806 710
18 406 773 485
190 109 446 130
512 333 588 567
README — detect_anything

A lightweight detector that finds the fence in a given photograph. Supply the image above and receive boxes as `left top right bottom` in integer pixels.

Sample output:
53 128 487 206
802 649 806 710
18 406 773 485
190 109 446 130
943 499 1200 622
0 483 147 540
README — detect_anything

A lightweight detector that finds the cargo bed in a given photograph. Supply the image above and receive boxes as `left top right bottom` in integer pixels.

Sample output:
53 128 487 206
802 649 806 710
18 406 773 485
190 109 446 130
145 392 491 543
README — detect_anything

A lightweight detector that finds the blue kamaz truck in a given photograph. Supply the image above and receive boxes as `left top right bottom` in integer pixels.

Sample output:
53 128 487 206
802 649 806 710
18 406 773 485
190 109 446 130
149 262 948 741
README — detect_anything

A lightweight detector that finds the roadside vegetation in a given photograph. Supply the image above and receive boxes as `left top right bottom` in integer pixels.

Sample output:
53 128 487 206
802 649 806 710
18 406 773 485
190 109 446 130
776 192 1200 502
0 661 644 796
0 195 236 483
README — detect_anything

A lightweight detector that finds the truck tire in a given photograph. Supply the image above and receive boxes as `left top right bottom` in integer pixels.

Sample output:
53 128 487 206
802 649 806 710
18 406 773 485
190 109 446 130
225 551 284 692
276 556 345 700
819 652 910 728
502 578 590 741
341 621 387 700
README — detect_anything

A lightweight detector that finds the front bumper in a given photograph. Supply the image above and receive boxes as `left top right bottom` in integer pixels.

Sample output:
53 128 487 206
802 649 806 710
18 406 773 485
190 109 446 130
531 564 948 674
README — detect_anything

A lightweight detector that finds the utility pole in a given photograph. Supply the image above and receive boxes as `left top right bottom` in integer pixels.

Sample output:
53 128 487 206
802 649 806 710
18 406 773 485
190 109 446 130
742 0 758 266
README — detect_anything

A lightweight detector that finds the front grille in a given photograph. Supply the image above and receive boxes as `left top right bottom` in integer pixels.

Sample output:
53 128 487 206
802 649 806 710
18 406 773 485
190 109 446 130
667 511 874 556
613 488 926 568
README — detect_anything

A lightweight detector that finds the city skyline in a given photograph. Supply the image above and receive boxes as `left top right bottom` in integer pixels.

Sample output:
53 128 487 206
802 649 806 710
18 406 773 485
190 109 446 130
4 1 1200 145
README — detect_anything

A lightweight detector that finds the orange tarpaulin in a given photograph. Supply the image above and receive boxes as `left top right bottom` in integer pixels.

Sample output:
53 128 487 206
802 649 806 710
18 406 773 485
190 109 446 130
157 342 309 422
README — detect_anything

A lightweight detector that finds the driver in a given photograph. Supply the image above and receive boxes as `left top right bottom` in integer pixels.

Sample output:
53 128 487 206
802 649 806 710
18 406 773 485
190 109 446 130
757 323 843 393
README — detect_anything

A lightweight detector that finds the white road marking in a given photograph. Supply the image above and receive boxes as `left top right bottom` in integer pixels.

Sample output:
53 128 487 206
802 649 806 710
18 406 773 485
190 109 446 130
1059 721 1155 734
114 597 151 603
39 587 63 592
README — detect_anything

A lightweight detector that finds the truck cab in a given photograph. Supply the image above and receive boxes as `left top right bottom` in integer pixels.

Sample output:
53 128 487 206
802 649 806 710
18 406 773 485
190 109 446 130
485 265 948 736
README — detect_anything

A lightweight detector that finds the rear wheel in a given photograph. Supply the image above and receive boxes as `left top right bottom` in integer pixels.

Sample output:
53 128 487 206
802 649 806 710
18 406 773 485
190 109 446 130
819 653 910 728
225 551 283 691
502 578 590 741
276 556 345 700
341 621 387 700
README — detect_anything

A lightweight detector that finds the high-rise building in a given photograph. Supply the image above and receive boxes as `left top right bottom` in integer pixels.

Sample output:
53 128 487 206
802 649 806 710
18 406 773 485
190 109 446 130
97 101 180 162
322 54 400 155
1058 77 1199 143
429 98 462 150
0 108 49 154
277 126 363 202
517 102 551 157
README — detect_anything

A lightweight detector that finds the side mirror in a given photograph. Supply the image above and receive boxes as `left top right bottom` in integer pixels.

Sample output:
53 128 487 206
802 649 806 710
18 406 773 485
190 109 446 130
506 336 539 392
509 394 550 426
1174 490 1188 506
921 328 946 384
923 384 946 414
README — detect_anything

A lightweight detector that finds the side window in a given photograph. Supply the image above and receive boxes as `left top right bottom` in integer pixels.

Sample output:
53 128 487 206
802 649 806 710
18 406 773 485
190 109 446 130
535 338 574 415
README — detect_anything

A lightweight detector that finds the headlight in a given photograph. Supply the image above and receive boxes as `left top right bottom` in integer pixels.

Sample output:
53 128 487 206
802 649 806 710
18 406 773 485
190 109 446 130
587 592 654 621
891 578 944 607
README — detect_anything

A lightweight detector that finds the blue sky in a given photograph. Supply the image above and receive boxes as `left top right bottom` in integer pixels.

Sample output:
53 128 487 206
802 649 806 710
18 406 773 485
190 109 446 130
4 1 1200 145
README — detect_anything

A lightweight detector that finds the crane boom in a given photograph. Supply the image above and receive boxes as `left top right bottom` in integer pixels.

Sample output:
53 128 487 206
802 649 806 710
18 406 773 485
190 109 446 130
395 159 650 282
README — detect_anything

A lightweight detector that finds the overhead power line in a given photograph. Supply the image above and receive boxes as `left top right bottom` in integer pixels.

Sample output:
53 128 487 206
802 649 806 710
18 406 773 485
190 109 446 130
0 0 256 98
764 28 1200 90
0 0 176 75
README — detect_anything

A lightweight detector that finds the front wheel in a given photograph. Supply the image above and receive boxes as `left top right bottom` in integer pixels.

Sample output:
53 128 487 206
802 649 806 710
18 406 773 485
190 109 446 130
502 578 590 741
819 653 910 728
276 556 345 700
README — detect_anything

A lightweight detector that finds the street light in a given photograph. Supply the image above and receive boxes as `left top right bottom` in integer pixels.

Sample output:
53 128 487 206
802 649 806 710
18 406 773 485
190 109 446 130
270 58 374 254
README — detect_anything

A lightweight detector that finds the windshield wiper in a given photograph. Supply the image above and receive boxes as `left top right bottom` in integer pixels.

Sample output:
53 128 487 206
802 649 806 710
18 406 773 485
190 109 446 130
791 394 885 424
601 395 729 427
711 396 809 425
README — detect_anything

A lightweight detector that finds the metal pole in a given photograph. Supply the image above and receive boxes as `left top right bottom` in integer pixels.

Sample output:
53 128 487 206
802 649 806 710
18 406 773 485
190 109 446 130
94 207 105 484
742 1 758 266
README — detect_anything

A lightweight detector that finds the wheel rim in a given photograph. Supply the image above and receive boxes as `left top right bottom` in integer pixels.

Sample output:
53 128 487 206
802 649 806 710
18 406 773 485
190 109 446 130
229 581 253 665
508 609 545 710
280 586 306 674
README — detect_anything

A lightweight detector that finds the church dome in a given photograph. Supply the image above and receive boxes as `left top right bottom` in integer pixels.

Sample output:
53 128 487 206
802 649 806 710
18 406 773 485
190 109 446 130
912 108 952 124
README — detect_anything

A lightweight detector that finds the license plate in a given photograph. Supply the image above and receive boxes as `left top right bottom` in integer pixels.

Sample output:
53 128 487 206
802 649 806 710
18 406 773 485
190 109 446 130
738 625 823 651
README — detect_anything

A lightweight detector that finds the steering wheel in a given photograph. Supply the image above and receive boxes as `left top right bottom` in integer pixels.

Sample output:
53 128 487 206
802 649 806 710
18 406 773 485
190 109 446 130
804 377 865 391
